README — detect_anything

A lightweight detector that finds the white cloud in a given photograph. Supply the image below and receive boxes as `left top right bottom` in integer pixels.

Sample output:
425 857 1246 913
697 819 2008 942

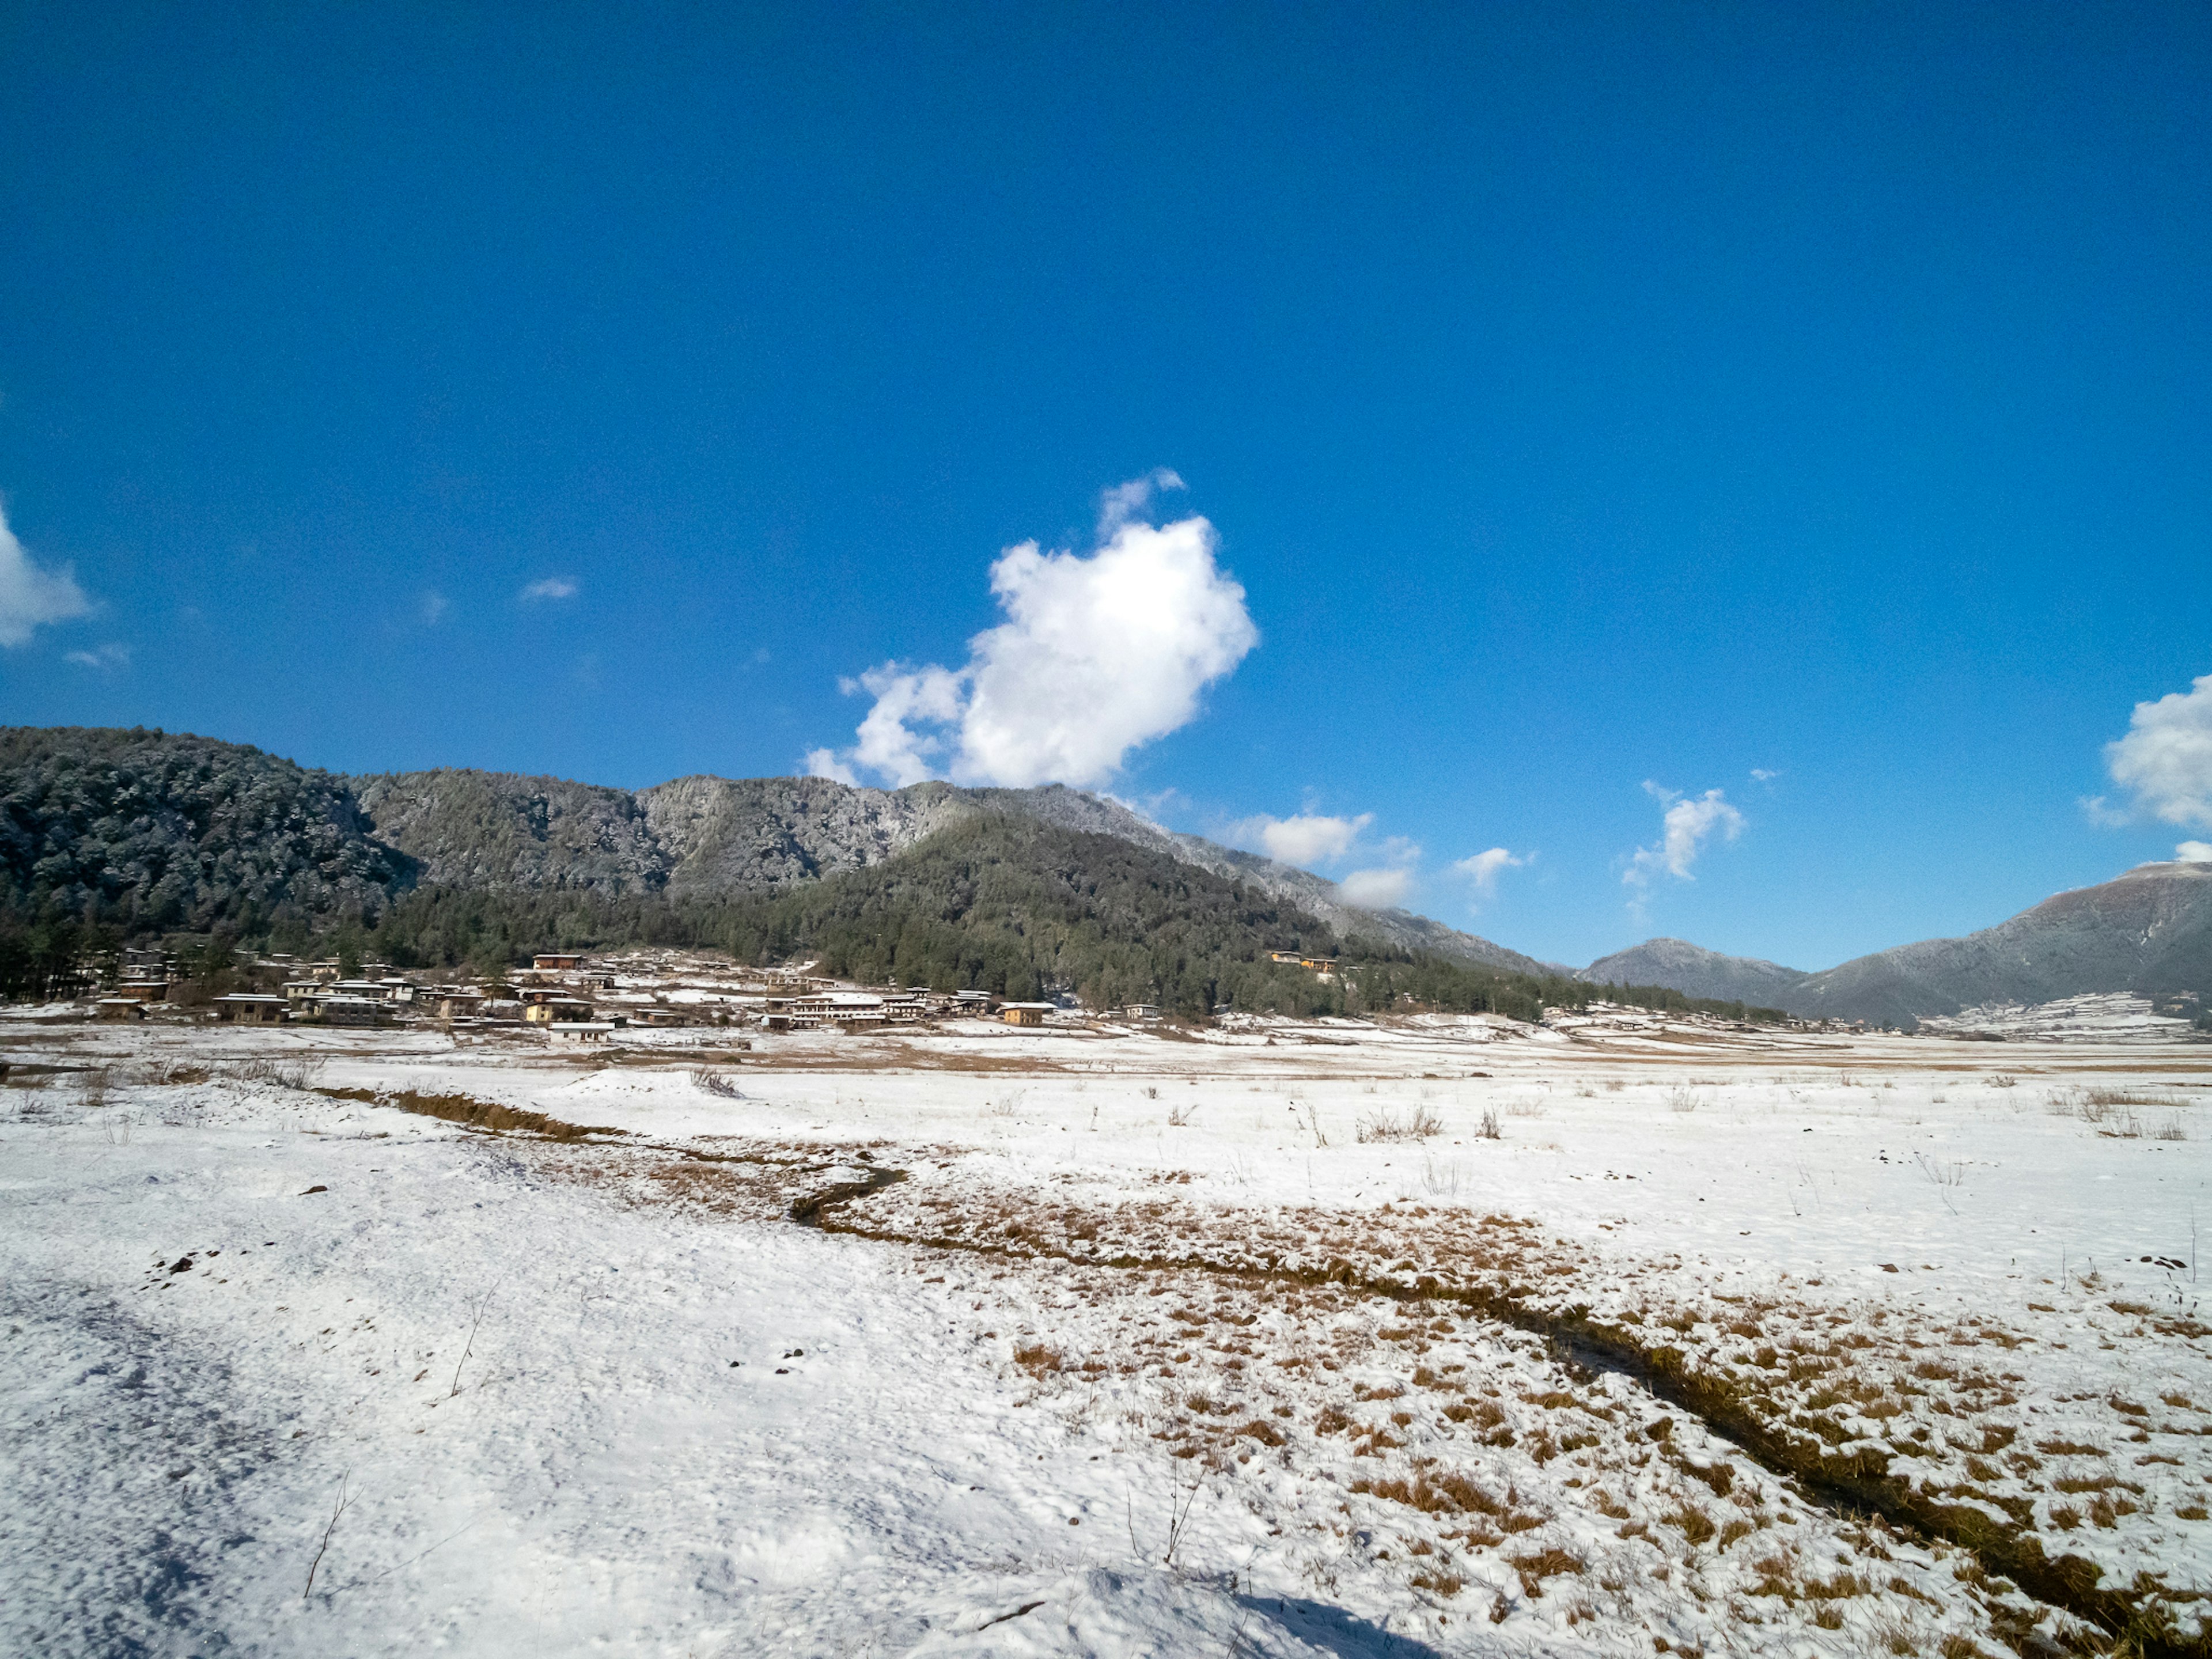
1453 847 1525 899
64 643 130 672
0 501 93 647
1624 782 1745 892
1097 468 1185 535
2178 841 2212 864
844 661 965 787
1337 867 1412 909
419 589 449 625
520 577 578 602
2104 673 2212 830
812 478 1258 789
1750 767 1781 782
1240 812 1372 866
803 747 861 787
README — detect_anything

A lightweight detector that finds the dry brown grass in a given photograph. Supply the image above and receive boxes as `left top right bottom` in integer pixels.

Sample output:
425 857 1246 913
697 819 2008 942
1506 1546 1584 1597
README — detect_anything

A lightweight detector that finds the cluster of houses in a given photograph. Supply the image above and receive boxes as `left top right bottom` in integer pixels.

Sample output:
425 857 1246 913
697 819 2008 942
87 947 1122 1044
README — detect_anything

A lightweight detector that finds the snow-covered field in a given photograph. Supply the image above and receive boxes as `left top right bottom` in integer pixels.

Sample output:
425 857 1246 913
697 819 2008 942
5 1010 2209 1657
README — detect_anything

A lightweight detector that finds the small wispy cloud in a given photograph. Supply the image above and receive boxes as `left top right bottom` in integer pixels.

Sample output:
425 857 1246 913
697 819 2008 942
1623 782 1745 910
1750 767 1781 782
419 589 449 626
1097 467 1185 535
1452 847 1526 902
1337 867 1412 909
521 577 579 603
64 642 130 672
1332 830 1422 910
802 749 862 786
0 500 94 647
1236 811 1372 867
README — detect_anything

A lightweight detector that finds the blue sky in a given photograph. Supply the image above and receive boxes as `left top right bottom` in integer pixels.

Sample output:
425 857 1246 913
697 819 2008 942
3 3 2208 971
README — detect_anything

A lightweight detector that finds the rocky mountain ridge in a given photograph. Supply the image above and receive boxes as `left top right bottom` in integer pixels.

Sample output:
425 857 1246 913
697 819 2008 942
355 767 1555 974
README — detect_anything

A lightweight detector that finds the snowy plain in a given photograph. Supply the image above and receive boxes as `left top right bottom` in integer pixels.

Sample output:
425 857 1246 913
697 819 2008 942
3 1005 2207 1658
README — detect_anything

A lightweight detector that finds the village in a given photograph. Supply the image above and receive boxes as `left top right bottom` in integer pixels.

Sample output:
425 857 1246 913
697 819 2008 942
78 944 1138 1045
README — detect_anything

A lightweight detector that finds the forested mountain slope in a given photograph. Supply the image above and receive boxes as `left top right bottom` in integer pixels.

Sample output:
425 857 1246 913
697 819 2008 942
0 726 402 933
692 812 1346 1013
351 769 665 894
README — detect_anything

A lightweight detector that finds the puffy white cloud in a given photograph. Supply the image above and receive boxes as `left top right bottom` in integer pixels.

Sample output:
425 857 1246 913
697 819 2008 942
0 502 93 647
521 577 578 602
1453 847 1525 898
1238 812 1372 867
2104 673 2212 830
64 643 130 671
813 479 1258 789
2177 841 2212 864
1337 867 1412 909
1624 783 1745 891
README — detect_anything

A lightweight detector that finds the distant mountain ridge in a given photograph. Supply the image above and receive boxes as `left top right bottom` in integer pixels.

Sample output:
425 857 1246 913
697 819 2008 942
1788 859 2212 1027
1582 938 1809 1007
1588 860 2212 1027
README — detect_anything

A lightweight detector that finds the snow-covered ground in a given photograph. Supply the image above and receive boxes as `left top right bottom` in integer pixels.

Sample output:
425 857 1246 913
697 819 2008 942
5 1010 2209 1656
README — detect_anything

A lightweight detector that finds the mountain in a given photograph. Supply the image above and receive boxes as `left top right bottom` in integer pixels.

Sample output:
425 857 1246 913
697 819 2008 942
352 769 665 894
695 810 1346 1014
948 784 1565 977
0 728 1546 976
348 766 1552 974
1790 859 2212 1027
0 726 404 933
1582 938 1809 1007
1590 861 2212 1027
